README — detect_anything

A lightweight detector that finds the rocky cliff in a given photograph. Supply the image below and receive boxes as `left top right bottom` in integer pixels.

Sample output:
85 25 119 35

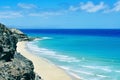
0 23 41 80
0 23 17 61
10 28 30 41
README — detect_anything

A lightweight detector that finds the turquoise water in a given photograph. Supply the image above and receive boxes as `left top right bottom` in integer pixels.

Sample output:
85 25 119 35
22 29 120 80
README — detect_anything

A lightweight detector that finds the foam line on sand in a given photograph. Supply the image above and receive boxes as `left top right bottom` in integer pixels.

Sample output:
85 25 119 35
17 41 72 80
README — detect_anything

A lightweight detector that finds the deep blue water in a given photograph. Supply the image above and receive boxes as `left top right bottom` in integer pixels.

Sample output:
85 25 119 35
21 29 120 80
21 29 120 37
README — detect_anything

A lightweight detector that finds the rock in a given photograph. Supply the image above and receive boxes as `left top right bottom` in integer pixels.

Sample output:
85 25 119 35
0 23 41 80
10 28 35 41
0 53 35 80
10 28 30 41
0 23 17 61
10 28 24 34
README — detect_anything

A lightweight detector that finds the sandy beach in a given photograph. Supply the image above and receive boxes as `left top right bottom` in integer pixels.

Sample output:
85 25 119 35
17 41 72 80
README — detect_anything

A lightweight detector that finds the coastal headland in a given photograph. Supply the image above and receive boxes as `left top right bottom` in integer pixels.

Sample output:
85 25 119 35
0 23 74 80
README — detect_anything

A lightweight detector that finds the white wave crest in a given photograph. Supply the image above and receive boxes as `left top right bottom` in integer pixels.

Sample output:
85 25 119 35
69 72 81 79
26 42 80 63
41 37 53 40
96 74 109 78
81 65 112 72
115 70 120 73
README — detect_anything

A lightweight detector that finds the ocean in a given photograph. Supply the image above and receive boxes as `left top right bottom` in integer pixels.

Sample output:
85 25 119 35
21 29 120 80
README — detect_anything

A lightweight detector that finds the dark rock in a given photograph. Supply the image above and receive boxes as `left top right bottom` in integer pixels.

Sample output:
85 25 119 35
35 74 42 80
10 28 38 41
0 23 41 80
0 53 35 80
10 28 30 41
0 23 17 61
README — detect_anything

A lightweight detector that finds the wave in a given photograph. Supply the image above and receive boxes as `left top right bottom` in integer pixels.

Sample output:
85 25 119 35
26 41 80 63
34 37 53 41
96 74 109 78
59 66 71 70
59 66 82 79
26 40 120 80
115 70 120 73
72 70 94 75
59 66 109 79
68 72 82 79
34 38 42 41
81 65 112 72
41 37 53 40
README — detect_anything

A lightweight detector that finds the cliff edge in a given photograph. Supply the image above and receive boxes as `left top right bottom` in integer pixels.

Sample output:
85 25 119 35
0 23 41 80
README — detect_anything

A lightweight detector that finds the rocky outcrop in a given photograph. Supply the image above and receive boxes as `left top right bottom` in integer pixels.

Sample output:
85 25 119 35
10 28 30 41
0 23 17 61
0 53 35 80
0 23 41 80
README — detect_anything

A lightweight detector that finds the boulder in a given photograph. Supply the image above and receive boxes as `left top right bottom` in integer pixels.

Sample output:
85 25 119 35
0 53 35 80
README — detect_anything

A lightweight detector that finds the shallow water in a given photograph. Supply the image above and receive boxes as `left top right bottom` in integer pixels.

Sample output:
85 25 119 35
21 29 120 80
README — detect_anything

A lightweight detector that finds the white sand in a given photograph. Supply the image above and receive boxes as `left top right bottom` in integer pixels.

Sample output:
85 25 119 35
17 41 72 80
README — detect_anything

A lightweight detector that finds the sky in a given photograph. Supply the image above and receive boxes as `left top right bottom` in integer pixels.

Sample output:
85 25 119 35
0 0 120 29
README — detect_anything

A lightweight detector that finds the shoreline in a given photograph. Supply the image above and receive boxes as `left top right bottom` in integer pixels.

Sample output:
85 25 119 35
17 41 77 80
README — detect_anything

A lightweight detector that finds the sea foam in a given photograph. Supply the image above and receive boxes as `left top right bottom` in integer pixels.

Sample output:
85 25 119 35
26 40 80 63
25 39 120 80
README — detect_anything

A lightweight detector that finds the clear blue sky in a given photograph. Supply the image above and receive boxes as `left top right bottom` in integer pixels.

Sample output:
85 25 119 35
0 0 120 29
